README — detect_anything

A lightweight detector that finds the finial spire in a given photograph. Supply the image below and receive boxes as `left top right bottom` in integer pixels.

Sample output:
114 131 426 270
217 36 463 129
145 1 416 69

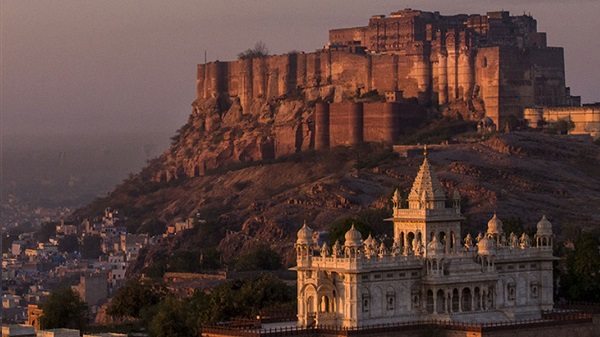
424 144 428 159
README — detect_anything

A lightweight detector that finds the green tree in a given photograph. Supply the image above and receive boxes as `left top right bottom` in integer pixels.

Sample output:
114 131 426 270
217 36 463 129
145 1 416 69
237 41 269 60
37 222 58 242
197 275 295 324
107 278 168 319
561 234 600 301
58 235 79 253
234 243 282 271
148 297 195 337
555 118 575 134
80 235 103 259
40 288 89 330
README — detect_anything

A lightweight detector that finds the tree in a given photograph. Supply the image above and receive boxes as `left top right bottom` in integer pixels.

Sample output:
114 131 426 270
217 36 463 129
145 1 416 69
58 235 79 253
37 222 57 242
561 234 600 302
148 297 195 337
237 41 269 60
40 288 89 330
80 235 103 259
554 118 575 134
234 243 282 271
107 278 168 319
194 275 295 324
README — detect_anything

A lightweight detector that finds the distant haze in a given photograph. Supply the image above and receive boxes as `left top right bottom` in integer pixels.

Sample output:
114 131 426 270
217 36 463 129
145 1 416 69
2 0 599 140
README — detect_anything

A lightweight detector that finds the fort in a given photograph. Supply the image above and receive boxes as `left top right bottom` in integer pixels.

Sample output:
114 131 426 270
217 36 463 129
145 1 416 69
196 9 580 130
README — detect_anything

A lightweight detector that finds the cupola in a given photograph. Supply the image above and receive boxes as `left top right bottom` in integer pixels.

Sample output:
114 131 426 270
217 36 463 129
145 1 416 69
477 235 495 255
296 221 314 245
427 235 444 257
344 224 363 247
487 213 503 236
536 215 553 237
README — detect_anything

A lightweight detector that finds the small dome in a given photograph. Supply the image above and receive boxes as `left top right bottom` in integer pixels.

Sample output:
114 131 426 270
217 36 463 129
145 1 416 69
452 189 461 200
296 221 313 245
536 215 553 236
487 213 503 235
427 236 444 256
477 236 495 255
363 233 374 247
344 224 363 247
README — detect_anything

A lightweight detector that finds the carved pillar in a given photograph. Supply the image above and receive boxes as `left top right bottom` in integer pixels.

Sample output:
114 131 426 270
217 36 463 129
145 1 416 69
432 288 437 315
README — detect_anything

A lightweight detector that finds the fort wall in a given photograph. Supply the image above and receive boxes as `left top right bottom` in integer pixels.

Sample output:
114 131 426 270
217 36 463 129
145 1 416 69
197 51 434 110
363 103 401 143
196 10 572 132
524 106 600 138
316 102 420 148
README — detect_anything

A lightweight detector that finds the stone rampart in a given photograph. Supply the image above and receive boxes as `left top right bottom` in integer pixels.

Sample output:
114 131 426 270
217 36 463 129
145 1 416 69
314 102 423 149
197 51 431 110
196 10 571 132
524 106 600 138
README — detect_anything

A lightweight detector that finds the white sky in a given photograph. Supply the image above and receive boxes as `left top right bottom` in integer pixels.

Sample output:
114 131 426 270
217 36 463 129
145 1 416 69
2 0 599 138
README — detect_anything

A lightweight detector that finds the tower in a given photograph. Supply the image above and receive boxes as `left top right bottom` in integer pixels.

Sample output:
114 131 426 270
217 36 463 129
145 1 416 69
388 146 463 256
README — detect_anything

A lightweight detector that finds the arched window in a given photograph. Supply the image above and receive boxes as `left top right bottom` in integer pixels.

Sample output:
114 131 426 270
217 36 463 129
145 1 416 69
461 288 472 311
362 294 370 312
452 289 459 312
426 290 434 314
436 289 445 313
386 292 395 311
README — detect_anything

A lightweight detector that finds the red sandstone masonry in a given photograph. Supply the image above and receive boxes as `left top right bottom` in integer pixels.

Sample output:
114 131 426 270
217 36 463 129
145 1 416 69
195 10 569 131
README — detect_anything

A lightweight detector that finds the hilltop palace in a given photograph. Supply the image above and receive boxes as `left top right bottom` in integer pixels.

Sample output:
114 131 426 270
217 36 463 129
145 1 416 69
294 150 555 327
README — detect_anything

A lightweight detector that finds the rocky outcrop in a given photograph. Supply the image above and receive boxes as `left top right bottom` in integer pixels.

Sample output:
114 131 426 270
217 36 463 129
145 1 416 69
153 87 336 182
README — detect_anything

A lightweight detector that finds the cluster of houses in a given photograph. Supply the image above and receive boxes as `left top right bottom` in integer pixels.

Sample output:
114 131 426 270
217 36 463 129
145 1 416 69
1 208 169 324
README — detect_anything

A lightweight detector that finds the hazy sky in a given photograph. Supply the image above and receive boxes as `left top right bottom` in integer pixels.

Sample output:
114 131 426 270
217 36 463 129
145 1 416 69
2 0 599 139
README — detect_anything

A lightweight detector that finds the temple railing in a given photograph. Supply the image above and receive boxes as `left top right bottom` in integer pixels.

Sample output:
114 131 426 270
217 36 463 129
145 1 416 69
201 311 593 336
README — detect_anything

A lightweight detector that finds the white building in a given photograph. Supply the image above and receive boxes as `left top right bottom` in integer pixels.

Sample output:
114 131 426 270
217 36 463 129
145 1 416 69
294 149 555 327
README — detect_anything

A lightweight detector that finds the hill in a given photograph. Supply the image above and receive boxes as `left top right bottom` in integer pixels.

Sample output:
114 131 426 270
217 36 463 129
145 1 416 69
74 114 600 274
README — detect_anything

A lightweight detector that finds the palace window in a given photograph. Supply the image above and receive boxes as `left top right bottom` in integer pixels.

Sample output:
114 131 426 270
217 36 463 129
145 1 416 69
412 292 420 308
362 294 370 312
531 283 539 298
507 284 516 301
386 292 396 310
